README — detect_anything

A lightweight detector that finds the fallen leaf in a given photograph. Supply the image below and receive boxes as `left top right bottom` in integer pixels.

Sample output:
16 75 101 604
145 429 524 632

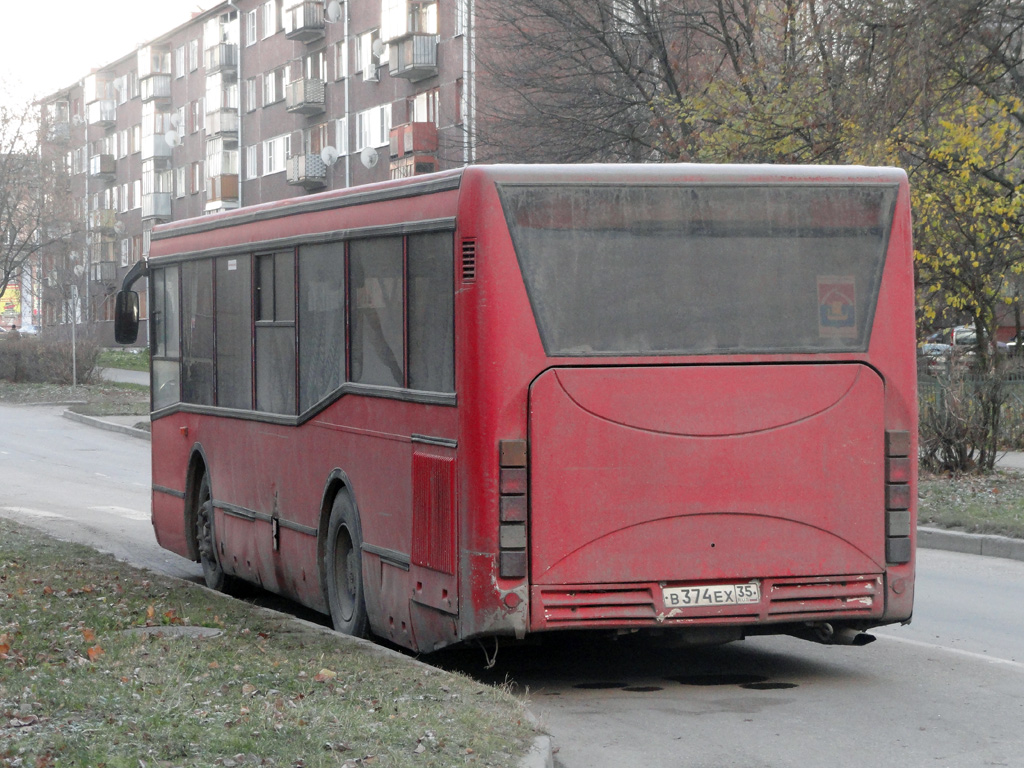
241 683 257 697
146 605 156 621
82 628 96 643
87 645 105 661
313 668 337 682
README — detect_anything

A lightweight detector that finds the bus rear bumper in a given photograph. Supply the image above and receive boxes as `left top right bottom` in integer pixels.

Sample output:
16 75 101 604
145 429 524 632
530 573 891 633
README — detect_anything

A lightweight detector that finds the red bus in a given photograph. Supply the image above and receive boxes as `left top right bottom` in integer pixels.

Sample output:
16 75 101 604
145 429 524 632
115 164 916 652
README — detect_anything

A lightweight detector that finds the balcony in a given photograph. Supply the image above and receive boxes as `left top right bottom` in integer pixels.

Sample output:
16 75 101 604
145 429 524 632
207 174 239 204
86 100 117 128
389 34 438 81
204 44 238 77
88 154 117 181
88 208 117 231
141 192 172 221
91 260 118 285
141 75 172 103
141 133 173 161
389 122 438 158
285 1 325 42
286 154 327 189
84 72 114 104
389 154 438 180
286 78 325 115
138 45 171 79
46 121 70 143
205 109 239 139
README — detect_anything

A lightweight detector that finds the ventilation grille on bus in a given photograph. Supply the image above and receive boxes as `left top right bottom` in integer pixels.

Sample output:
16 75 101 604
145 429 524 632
765 576 880 617
411 453 457 575
461 239 477 284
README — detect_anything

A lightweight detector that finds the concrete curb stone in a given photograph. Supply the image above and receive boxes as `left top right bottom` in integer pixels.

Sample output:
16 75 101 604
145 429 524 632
62 409 151 440
917 526 1024 562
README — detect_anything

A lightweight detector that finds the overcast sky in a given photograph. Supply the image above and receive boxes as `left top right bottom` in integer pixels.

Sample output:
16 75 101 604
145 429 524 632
1 1 215 108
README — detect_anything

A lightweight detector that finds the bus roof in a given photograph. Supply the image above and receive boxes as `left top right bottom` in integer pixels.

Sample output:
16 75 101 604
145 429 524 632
151 163 906 246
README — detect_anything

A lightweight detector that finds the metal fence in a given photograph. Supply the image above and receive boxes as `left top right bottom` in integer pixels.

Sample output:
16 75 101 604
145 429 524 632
919 372 1024 450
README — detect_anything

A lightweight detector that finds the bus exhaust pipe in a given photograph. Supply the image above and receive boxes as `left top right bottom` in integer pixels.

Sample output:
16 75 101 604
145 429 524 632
792 623 876 646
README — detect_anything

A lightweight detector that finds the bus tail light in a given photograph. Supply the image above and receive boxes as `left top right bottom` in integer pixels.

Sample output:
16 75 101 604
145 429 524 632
499 439 528 579
885 430 911 564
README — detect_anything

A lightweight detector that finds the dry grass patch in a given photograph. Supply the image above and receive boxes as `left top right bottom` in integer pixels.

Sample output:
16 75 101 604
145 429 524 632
0 521 534 768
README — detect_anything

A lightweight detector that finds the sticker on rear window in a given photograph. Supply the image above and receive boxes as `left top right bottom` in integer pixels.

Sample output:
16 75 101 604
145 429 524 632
818 276 857 338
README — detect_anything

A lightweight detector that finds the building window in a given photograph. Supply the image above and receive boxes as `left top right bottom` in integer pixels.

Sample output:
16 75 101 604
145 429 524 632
305 49 326 80
263 134 290 175
246 145 258 179
176 167 187 198
133 180 142 209
335 117 349 155
247 10 258 45
262 0 280 38
410 88 439 125
189 39 200 71
456 0 467 36
264 66 287 104
191 161 203 194
245 77 258 112
382 0 437 41
190 101 203 133
334 40 348 80
175 46 186 78
355 104 391 151
355 30 382 79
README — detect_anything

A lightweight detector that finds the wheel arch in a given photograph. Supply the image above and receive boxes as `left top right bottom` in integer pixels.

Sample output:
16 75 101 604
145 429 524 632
318 468 358 608
183 444 210 563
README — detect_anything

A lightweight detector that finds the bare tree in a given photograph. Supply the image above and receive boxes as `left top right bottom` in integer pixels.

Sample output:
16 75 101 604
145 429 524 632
473 0 930 164
0 88 78 327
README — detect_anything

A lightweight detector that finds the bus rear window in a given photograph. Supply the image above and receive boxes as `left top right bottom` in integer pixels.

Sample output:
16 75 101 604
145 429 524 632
498 183 897 356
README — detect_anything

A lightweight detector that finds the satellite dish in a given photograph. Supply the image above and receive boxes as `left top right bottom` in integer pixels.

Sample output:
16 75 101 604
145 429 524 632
169 114 181 129
114 221 127 235
164 130 181 148
359 146 379 169
325 0 342 23
371 38 386 58
320 145 339 167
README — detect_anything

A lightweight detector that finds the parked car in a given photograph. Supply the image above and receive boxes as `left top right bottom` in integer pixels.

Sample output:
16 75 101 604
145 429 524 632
918 342 953 375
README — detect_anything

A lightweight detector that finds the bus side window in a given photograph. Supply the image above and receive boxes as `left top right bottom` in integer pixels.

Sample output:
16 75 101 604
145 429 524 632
216 255 253 410
350 237 404 388
408 232 454 393
255 251 297 414
299 241 346 412
151 266 181 411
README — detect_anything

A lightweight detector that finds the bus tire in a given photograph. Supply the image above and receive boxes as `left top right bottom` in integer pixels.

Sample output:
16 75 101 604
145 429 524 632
325 492 368 638
195 472 233 593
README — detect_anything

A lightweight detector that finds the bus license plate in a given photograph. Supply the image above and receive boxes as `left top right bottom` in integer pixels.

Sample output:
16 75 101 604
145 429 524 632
662 582 761 609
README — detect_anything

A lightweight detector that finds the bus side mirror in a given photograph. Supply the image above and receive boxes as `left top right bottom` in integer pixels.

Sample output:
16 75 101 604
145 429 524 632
114 290 140 344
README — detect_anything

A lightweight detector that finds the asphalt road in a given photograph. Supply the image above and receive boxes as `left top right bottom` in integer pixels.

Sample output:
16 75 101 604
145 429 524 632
2 403 1022 767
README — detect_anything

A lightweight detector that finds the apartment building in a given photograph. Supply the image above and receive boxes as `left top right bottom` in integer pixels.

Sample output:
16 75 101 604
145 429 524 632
37 0 473 343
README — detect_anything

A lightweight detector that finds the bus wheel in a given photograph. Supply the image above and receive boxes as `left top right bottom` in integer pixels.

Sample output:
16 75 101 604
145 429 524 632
196 473 230 592
325 493 368 637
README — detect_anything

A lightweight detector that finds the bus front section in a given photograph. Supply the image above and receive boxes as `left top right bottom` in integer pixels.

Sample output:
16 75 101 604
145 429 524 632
473 167 916 648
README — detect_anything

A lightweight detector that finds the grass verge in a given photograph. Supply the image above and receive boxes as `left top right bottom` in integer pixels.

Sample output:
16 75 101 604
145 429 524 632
97 348 150 372
0 521 534 768
918 470 1024 538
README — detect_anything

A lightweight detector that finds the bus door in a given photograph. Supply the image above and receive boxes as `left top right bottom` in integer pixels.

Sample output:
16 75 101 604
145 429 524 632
526 364 887 628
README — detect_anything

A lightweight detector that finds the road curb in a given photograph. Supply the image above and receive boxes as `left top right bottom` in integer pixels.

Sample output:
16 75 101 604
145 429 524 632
917 526 1024 562
62 410 151 441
